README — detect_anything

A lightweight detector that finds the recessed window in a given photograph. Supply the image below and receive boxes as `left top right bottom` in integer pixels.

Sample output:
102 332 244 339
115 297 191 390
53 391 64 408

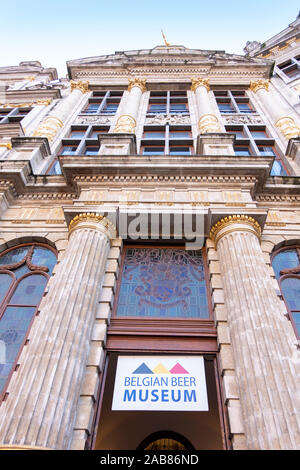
272 247 300 338
0 244 57 397
115 247 210 318
81 91 123 115
142 146 165 155
147 91 189 116
215 90 255 114
169 146 192 155
234 146 251 156
84 146 99 155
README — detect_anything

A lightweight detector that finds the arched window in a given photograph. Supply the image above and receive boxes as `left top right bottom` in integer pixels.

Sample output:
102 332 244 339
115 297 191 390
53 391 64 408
0 243 57 398
271 245 300 338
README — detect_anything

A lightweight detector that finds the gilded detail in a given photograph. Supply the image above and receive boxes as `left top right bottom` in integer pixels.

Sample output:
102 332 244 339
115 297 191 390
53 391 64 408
32 116 63 141
128 77 147 93
70 80 90 94
68 212 116 238
249 79 270 93
209 215 262 243
275 116 300 139
191 77 210 93
198 114 221 133
114 114 136 133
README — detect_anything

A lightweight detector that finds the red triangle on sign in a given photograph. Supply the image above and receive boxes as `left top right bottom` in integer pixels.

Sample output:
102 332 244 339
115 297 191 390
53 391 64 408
170 363 189 374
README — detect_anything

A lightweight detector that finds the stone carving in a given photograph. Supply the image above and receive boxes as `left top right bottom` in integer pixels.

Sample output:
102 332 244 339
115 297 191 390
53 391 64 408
128 77 147 93
249 79 270 94
198 114 221 133
275 116 300 139
191 77 210 92
70 80 90 94
145 113 191 125
75 115 113 125
223 114 263 125
114 114 136 133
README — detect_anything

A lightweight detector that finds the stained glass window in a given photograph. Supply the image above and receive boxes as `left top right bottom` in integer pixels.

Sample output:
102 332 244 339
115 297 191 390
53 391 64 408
272 247 300 338
0 244 57 396
116 247 209 318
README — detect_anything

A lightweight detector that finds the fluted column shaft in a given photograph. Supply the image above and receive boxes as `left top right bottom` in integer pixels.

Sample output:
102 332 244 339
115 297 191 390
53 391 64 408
249 79 300 140
33 80 89 142
0 213 115 450
191 77 222 133
211 215 300 450
114 78 146 133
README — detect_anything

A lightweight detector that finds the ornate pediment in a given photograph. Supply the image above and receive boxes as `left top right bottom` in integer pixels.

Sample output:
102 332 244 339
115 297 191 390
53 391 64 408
67 45 272 80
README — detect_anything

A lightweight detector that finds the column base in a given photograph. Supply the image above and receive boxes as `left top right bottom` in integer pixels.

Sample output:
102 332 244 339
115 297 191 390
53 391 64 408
0 444 51 450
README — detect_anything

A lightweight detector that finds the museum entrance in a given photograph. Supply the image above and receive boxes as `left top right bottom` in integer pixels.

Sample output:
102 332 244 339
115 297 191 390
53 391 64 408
92 352 227 450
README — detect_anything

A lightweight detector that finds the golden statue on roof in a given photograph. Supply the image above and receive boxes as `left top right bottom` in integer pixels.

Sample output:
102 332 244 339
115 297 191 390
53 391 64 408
161 29 171 46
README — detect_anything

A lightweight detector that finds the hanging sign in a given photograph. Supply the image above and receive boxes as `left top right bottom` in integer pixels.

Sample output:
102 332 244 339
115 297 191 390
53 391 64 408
112 355 208 411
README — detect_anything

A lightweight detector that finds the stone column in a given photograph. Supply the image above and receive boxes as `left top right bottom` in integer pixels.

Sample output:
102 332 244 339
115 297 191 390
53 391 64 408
0 213 116 450
249 79 300 140
210 215 300 450
114 77 147 133
32 80 89 142
191 77 222 134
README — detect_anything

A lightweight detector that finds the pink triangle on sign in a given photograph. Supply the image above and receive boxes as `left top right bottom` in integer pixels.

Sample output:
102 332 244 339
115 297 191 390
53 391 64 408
170 363 189 374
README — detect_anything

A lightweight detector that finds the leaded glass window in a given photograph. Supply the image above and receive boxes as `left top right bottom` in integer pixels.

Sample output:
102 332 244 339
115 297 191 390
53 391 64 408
0 243 57 397
272 246 300 338
116 247 210 318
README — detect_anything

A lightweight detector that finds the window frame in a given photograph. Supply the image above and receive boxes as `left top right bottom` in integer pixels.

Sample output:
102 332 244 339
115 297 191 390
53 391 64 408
271 245 300 339
0 243 57 400
112 244 213 321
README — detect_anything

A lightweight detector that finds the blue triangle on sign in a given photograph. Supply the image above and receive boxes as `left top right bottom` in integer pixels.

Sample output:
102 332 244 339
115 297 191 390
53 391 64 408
132 362 153 374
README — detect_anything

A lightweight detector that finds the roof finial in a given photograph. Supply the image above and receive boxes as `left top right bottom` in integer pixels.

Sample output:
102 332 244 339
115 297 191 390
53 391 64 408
161 29 170 46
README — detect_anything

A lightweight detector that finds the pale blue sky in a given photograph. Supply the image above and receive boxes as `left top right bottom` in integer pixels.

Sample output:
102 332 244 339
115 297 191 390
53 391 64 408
1 0 300 77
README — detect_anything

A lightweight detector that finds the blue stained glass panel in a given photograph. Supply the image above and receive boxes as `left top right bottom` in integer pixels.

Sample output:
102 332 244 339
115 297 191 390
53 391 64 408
0 306 35 394
9 274 47 305
0 274 13 304
31 247 57 275
0 247 28 266
116 248 209 318
281 277 300 311
272 250 299 279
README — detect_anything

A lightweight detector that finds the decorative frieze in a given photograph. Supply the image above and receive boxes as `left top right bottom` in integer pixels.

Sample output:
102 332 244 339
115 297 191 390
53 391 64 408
145 113 190 125
222 114 263 125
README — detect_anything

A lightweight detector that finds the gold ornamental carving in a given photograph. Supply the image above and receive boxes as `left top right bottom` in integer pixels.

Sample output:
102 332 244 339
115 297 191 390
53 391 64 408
198 114 221 133
209 214 262 245
128 77 147 94
0 142 12 150
68 212 116 239
0 98 52 108
275 116 300 139
249 79 270 94
191 77 210 93
70 80 90 94
114 114 136 133
32 116 63 141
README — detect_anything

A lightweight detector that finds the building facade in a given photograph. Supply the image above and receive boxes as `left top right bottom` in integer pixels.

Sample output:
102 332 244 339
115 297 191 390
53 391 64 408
0 17 299 451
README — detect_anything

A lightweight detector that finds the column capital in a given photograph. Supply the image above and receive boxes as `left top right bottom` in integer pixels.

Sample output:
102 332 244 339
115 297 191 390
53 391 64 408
68 212 116 239
249 79 270 94
70 80 90 94
191 77 210 93
128 77 147 93
209 214 261 245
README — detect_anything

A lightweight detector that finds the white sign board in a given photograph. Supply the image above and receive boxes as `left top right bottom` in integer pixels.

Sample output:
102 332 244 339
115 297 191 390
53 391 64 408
112 355 208 411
